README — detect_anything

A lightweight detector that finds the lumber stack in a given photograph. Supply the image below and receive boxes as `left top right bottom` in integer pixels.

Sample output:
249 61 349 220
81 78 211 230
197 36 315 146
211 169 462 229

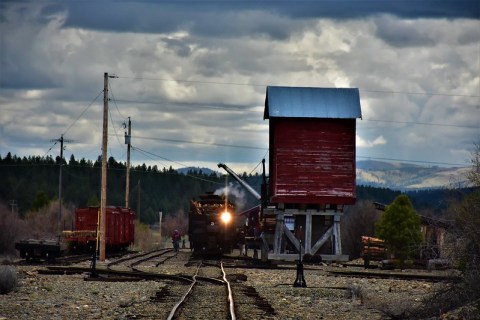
361 236 386 267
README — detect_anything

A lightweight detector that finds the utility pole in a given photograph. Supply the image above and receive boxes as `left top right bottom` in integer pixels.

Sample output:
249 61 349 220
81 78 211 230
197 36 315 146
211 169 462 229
137 179 141 222
125 117 131 208
8 200 17 216
100 72 109 262
51 135 72 233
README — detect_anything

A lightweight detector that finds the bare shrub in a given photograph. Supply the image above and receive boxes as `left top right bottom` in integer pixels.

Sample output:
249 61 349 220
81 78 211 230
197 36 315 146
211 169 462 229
161 210 188 239
341 201 381 258
23 200 73 240
0 202 25 255
347 284 363 303
0 266 17 294
411 143 480 319
133 222 160 251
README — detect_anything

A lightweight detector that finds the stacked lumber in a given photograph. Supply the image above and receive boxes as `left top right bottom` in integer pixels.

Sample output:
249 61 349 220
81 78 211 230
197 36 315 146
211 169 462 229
361 236 386 262
62 230 97 239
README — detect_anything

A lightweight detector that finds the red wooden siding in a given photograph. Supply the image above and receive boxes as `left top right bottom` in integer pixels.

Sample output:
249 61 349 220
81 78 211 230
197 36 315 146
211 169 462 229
269 118 356 205
74 207 135 247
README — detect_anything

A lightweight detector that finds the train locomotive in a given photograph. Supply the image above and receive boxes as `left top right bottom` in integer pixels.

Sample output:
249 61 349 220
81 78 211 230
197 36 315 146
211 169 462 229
188 192 238 255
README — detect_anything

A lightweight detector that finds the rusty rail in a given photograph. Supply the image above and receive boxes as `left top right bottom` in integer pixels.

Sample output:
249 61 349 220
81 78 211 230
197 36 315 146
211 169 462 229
221 261 236 320
167 263 201 320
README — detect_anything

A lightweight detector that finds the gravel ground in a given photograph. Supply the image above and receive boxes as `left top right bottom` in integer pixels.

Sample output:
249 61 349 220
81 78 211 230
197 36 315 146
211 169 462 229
0 250 455 320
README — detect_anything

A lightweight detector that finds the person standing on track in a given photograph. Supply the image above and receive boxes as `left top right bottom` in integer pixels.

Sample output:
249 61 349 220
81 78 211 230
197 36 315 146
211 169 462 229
171 229 181 252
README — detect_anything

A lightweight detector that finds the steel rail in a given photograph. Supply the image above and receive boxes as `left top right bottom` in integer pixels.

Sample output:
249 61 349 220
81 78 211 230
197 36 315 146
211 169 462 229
221 261 236 320
167 263 201 320
107 248 173 269
129 249 174 268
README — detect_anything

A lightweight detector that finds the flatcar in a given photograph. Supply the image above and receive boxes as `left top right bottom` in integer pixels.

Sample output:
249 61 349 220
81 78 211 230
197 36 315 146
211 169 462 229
63 206 135 251
15 206 135 260
188 192 237 255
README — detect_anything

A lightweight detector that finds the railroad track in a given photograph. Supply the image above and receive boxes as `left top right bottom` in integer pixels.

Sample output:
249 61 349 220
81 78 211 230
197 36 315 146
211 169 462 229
156 260 235 320
39 251 276 319
150 258 275 320
327 269 460 282
107 248 175 271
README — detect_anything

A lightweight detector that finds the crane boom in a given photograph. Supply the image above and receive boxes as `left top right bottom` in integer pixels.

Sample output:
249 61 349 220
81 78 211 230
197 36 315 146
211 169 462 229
217 163 261 200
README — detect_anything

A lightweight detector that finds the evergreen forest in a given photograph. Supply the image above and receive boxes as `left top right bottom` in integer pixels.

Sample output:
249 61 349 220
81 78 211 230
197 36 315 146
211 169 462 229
0 152 472 225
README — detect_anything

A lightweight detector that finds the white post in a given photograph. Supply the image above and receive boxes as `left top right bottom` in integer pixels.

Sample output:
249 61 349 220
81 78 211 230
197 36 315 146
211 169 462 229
159 211 163 248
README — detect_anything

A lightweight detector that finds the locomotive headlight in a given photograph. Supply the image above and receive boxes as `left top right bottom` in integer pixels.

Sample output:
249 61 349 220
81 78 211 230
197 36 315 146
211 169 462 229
220 211 232 224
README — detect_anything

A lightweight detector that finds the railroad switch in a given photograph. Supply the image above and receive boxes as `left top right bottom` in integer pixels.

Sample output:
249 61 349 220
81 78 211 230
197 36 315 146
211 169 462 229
293 240 307 287
293 262 307 287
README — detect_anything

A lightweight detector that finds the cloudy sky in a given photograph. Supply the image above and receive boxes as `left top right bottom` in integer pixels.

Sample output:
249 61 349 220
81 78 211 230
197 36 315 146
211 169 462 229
1 0 479 175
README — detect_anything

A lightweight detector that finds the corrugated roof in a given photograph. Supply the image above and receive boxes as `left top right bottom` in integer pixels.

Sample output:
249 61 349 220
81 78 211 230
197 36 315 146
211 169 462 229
264 86 362 119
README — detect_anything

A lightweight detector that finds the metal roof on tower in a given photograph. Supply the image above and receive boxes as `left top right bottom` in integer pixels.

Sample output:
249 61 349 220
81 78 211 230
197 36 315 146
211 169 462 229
264 86 362 119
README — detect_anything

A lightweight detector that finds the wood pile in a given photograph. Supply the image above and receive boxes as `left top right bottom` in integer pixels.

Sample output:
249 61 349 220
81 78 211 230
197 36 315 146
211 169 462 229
361 236 386 268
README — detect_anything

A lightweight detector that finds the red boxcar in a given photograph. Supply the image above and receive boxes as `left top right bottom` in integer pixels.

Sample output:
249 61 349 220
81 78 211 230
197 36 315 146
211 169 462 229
64 206 135 251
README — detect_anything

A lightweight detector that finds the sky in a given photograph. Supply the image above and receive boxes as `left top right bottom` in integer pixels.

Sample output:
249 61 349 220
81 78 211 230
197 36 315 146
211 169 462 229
1 0 479 175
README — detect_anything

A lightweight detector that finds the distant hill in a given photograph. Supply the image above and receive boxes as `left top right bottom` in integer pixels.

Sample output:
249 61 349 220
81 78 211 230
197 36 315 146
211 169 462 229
176 167 219 176
177 161 471 190
356 160 470 190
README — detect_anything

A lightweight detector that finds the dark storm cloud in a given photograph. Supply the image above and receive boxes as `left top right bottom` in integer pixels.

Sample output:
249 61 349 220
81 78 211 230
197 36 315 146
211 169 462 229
374 16 436 47
59 1 479 37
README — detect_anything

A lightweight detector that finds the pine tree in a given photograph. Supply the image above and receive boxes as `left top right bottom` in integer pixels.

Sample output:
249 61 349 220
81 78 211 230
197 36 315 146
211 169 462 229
375 194 422 262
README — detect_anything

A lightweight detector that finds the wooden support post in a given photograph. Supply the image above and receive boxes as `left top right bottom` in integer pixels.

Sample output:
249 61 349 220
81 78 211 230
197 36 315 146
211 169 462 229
305 213 312 254
333 215 342 255
273 211 284 255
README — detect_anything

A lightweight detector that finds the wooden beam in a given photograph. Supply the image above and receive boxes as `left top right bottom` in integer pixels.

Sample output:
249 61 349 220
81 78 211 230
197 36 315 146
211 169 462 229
283 224 305 253
310 225 334 255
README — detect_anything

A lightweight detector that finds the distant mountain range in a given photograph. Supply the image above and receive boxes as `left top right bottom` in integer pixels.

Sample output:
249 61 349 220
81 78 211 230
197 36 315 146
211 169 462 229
177 161 471 191
356 160 470 190
176 167 219 176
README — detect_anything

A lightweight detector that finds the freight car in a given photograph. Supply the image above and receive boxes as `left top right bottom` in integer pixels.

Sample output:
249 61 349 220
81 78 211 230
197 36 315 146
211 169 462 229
15 206 135 260
63 206 135 251
15 239 63 261
188 192 238 255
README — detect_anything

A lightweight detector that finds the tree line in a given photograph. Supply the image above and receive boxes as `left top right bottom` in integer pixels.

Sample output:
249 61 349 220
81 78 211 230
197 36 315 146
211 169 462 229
0 152 227 225
0 152 472 226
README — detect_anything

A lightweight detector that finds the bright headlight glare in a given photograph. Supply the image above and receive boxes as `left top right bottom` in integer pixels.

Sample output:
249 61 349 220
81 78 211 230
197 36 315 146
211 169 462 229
221 211 232 224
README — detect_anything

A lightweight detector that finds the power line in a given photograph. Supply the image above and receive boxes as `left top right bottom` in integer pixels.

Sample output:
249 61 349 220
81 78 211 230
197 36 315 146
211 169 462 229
362 118 478 129
360 89 479 98
108 102 126 150
41 89 101 157
248 150 269 175
132 145 223 185
116 75 480 98
114 98 249 111
63 90 104 137
356 155 468 167
109 82 128 119
109 133 268 150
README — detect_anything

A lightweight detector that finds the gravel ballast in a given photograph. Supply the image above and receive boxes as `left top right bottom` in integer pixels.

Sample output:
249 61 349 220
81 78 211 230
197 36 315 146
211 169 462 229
0 251 452 320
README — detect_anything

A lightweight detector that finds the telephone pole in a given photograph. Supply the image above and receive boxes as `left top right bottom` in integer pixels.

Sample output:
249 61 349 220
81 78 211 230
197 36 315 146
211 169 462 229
100 72 117 262
51 134 72 233
125 117 131 208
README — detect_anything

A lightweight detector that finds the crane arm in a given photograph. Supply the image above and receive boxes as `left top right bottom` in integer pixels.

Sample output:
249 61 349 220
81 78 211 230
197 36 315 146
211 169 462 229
217 163 261 200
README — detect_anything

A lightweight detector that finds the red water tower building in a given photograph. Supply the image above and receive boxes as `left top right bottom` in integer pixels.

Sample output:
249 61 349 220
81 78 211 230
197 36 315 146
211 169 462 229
264 86 362 261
